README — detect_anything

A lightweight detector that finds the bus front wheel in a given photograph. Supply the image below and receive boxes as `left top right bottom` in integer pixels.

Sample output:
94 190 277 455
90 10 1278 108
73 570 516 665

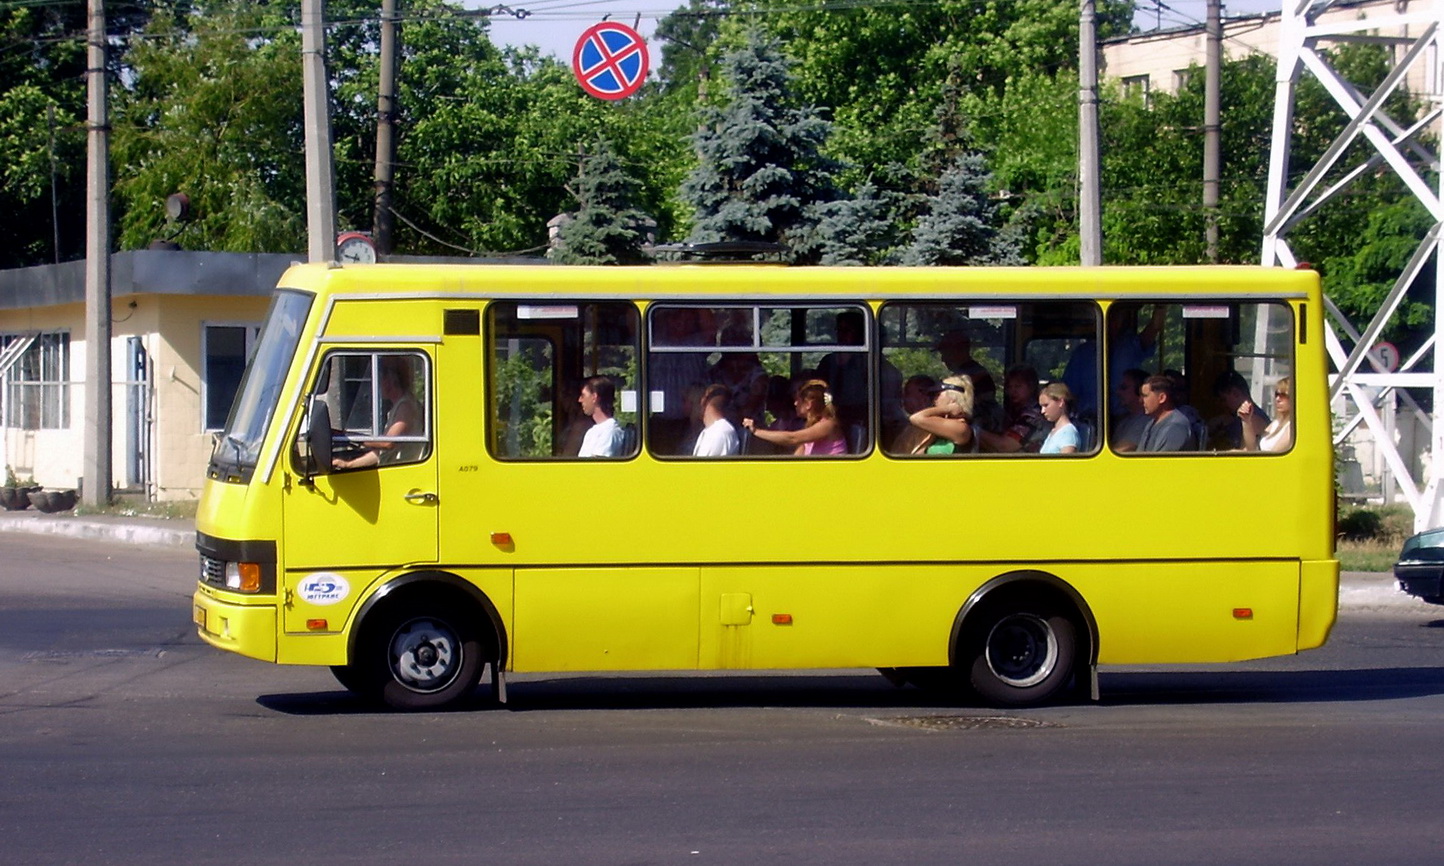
963 600 1076 707
362 602 484 710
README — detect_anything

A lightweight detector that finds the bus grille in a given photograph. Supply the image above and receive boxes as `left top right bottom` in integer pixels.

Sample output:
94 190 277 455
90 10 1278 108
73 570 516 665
199 554 227 588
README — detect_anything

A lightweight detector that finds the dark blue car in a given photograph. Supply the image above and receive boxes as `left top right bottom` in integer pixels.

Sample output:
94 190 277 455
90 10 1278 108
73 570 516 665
1393 528 1444 605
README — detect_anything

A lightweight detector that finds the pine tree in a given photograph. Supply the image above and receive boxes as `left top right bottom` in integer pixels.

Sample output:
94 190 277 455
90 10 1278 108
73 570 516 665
813 180 896 266
552 140 650 266
679 28 840 262
903 153 1020 266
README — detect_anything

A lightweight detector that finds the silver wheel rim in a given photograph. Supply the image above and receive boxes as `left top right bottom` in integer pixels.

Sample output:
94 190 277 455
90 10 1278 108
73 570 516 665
984 613 1059 689
388 618 461 693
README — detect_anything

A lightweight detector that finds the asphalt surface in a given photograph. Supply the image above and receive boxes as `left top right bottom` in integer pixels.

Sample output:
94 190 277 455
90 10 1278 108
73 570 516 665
0 507 1415 610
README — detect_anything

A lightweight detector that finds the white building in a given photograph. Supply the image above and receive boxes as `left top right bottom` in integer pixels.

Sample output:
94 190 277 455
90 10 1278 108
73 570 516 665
1103 0 1438 98
0 251 291 500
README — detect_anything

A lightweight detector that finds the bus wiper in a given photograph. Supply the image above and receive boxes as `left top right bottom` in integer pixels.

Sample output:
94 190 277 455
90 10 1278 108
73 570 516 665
224 435 248 464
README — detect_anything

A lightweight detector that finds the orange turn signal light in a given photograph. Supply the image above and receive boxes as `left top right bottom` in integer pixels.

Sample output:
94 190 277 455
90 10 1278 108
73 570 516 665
237 562 262 593
772 613 793 625
1233 608 1254 620
306 619 328 631
491 532 513 546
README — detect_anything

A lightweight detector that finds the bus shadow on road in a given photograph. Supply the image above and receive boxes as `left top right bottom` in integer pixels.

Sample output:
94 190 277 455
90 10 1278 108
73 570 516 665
255 666 1444 715
1098 666 1444 705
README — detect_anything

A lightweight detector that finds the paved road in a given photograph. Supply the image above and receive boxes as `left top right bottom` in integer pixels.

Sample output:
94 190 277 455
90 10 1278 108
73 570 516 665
1 531 1441 865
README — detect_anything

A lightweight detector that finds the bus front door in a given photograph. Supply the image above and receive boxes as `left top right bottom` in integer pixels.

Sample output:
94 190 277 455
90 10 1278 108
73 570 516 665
280 350 439 623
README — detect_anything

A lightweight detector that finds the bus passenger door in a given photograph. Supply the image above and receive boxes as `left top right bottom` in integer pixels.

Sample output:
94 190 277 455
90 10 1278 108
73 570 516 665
283 350 439 576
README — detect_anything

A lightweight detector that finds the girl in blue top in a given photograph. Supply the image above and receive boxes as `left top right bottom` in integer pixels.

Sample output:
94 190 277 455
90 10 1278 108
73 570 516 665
1038 382 1081 455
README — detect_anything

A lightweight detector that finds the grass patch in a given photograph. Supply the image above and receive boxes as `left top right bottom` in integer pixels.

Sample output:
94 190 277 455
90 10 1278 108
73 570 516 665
1337 539 1398 573
73 499 197 521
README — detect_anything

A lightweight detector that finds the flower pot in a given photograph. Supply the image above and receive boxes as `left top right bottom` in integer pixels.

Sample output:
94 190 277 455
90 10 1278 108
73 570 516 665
28 489 77 513
1 485 41 511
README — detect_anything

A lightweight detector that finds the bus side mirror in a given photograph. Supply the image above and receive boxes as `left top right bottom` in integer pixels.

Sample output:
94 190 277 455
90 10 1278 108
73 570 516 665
306 398 332 478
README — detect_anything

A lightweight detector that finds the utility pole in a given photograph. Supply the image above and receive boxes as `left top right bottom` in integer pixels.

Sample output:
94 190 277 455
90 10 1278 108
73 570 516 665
302 0 336 263
1078 0 1103 266
372 0 398 256
1203 0 1221 263
82 0 112 507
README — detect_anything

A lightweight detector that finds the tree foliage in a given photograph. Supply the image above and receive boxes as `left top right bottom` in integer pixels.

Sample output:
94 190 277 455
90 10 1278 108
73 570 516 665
552 138 650 265
112 0 308 253
903 153 1019 266
0 4 90 266
680 27 839 261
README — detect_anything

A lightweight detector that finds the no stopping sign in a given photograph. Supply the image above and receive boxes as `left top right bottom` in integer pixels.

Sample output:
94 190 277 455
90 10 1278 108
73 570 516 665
573 22 649 100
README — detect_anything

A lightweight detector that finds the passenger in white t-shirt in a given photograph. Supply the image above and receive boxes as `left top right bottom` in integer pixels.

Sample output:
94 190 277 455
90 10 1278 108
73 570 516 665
577 376 627 458
692 384 739 457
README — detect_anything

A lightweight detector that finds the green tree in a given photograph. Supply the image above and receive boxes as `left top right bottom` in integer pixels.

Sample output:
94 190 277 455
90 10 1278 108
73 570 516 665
0 5 89 266
552 138 650 265
903 152 1018 266
680 28 840 261
112 1 308 252
813 180 897 265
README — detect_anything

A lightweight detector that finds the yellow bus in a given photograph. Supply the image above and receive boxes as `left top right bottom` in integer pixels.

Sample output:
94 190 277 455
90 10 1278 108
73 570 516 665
193 262 1337 710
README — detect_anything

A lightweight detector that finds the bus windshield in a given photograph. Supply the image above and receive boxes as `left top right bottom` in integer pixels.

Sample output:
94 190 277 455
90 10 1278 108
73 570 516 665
209 290 313 479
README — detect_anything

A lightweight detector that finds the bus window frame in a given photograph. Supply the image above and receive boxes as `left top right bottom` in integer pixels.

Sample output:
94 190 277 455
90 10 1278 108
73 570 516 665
644 301 874 461
1107 298 1296 458
486 299 641 463
877 298 1103 460
293 348 434 476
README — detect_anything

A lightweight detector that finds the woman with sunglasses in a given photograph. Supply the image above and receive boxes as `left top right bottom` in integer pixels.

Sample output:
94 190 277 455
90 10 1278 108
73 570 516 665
1240 377 1293 453
906 375 976 455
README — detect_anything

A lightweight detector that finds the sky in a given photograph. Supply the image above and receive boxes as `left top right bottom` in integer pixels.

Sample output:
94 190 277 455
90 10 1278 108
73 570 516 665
467 1 1289 65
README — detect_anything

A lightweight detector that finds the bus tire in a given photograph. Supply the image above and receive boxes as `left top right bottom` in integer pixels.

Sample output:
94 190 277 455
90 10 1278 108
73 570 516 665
363 602 484 710
963 600 1076 707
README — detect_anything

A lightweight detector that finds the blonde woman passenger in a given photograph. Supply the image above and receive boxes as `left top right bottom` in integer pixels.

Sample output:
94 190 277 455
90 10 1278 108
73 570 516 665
1038 381 1081 455
906 375 975 455
742 378 847 455
1240 377 1293 453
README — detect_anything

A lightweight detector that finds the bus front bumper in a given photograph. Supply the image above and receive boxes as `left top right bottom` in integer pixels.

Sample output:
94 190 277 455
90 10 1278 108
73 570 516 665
194 588 277 662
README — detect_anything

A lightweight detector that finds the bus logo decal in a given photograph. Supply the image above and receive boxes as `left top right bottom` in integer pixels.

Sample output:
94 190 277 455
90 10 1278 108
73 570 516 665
298 573 350 606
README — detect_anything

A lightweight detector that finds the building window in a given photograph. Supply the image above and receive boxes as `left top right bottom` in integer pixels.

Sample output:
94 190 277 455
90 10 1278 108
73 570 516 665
1123 74 1151 101
203 324 259 431
1173 68 1193 91
1 332 70 430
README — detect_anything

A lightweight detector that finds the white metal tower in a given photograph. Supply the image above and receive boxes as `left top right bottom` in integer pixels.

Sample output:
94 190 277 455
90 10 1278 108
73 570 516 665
1262 0 1444 530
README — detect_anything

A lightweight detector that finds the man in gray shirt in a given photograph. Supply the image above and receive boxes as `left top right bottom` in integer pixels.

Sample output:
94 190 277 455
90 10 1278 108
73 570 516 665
1139 374 1198 452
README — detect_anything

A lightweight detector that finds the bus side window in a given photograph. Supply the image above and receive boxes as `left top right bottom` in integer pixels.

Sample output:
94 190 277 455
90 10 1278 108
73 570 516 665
1109 301 1294 455
298 351 431 473
646 304 873 458
488 301 640 461
880 301 1099 457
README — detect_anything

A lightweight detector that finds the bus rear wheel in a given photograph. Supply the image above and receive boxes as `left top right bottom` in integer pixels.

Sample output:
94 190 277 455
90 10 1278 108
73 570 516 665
963 600 1076 707
362 603 484 710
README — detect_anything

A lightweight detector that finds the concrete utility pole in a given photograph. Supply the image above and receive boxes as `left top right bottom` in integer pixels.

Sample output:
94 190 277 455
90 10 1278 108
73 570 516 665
1203 0 1221 263
82 0 112 507
372 0 398 256
302 0 336 263
1078 0 1103 266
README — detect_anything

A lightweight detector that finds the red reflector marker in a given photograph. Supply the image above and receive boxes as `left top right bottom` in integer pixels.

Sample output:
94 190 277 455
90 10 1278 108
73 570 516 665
1233 608 1254 620
491 532 513 546
772 614 793 625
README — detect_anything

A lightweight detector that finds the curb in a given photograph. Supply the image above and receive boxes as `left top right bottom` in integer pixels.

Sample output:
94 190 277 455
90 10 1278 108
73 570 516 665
0 511 191 548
